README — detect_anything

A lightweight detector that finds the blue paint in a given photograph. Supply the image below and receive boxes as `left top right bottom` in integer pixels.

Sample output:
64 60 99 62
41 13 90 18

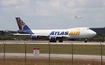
50 31 69 35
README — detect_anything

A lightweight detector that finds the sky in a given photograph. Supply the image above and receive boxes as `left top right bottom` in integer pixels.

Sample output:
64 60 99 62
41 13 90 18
0 0 105 30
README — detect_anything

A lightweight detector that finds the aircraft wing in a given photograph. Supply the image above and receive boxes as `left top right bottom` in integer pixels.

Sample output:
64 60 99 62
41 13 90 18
5 30 18 35
12 33 31 35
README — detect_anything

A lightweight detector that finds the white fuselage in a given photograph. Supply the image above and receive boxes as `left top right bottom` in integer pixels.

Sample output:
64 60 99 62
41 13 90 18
31 27 96 39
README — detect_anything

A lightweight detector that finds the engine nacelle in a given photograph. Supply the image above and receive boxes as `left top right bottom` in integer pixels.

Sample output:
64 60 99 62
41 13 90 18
31 35 37 40
49 36 57 42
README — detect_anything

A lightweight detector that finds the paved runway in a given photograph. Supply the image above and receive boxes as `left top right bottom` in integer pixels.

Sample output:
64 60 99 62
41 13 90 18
0 40 105 45
0 53 105 61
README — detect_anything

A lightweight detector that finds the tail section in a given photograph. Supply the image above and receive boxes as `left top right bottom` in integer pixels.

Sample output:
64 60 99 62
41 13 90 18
15 17 31 30
15 17 33 34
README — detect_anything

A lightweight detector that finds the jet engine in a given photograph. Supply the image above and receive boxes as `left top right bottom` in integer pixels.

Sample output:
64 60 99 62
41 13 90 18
31 35 37 40
49 36 57 42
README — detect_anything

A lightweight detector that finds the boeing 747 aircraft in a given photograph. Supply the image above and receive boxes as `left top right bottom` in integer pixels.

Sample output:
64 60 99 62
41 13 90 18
14 17 96 42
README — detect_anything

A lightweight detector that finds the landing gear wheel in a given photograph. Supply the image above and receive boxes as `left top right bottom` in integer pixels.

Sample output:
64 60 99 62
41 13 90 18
84 39 87 43
49 40 57 42
59 40 63 42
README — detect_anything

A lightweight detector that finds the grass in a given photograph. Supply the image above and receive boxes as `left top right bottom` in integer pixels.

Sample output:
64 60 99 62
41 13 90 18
0 44 105 65
0 58 104 65
0 44 105 55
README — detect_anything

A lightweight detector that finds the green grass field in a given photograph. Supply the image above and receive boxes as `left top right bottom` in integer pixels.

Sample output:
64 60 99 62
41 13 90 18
0 44 105 55
0 44 105 65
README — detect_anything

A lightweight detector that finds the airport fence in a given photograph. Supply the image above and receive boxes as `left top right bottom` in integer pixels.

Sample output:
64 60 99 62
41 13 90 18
0 41 105 65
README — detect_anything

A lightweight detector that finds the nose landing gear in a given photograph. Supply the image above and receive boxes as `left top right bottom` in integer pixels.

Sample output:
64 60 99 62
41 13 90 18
84 39 87 43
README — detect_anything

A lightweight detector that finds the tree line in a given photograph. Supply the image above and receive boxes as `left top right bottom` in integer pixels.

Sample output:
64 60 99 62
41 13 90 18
0 34 31 40
0 34 105 42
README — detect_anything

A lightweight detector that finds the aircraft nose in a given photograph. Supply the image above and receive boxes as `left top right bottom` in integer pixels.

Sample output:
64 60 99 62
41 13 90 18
90 30 97 36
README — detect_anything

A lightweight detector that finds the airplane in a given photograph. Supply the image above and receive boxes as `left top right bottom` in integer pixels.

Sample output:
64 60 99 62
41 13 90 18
75 16 82 19
13 17 96 42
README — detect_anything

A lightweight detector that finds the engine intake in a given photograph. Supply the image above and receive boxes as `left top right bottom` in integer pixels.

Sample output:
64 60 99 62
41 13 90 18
31 35 37 40
49 36 57 42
